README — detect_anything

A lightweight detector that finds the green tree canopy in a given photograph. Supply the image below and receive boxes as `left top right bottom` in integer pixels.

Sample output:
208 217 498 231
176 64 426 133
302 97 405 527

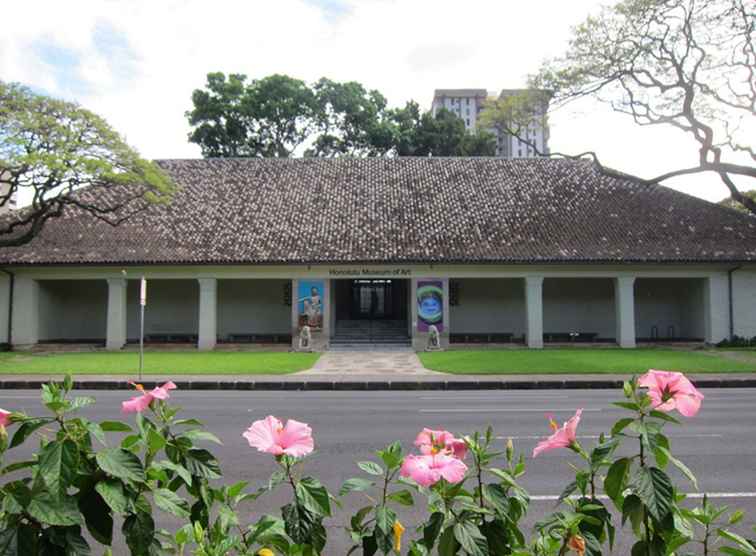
187 73 496 159
482 0 755 216
0 81 175 247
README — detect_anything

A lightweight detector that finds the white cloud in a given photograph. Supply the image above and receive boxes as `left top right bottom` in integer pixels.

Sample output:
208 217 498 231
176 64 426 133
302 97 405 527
0 0 746 204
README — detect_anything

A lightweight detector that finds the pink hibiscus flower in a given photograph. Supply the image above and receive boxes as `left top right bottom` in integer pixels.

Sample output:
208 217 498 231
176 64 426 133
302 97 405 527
121 381 177 414
400 454 467 487
532 409 583 458
243 415 314 457
414 428 467 460
0 408 11 427
638 370 704 417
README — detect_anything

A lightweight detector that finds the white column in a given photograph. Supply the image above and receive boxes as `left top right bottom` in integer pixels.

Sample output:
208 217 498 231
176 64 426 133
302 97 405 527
410 278 420 350
197 278 217 350
441 278 450 349
290 279 299 350
106 278 128 350
614 276 637 348
12 276 39 346
321 279 331 345
0 273 10 344
525 276 543 349
704 274 729 344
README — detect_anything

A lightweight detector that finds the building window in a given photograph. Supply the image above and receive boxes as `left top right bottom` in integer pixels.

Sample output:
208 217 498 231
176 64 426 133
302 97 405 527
466 118 470 126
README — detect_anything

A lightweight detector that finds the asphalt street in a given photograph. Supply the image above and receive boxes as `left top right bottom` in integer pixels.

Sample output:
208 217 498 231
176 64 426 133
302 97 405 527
2 388 755 554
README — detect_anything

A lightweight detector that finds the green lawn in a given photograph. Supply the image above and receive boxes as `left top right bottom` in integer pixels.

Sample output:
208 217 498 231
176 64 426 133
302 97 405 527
0 351 320 375
418 348 756 375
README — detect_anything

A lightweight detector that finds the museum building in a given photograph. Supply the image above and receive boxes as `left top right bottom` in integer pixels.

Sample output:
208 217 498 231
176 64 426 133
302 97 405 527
0 157 755 352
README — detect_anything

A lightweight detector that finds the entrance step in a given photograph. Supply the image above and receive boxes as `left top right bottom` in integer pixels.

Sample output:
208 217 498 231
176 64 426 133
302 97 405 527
328 343 413 352
332 319 410 348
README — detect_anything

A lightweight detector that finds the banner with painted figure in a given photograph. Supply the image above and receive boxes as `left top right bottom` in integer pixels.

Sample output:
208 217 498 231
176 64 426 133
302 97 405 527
298 280 324 329
417 280 443 332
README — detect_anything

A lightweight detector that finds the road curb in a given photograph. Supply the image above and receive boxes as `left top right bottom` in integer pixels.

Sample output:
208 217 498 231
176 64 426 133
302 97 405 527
1 378 755 391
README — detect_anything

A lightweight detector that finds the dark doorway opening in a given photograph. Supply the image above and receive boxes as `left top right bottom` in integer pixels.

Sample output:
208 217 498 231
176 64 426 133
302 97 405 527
333 279 409 345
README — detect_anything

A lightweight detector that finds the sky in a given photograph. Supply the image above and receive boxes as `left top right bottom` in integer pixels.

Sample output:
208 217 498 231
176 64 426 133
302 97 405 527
0 0 742 204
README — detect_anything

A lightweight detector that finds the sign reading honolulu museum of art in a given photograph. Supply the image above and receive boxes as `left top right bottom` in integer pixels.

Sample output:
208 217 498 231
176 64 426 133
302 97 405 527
328 268 412 277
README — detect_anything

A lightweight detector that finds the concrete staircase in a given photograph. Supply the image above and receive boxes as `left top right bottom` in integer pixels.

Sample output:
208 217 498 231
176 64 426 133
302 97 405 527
330 320 411 350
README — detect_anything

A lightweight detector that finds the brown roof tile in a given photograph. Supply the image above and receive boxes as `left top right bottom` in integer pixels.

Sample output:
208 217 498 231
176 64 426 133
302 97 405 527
0 157 754 266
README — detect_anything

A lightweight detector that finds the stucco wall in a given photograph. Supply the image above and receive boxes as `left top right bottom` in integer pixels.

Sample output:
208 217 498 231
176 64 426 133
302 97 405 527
127 279 198 339
218 279 290 337
542 278 616 339
734 270 756 338
449 278 525 335
38 280 107 340
634 278 705 339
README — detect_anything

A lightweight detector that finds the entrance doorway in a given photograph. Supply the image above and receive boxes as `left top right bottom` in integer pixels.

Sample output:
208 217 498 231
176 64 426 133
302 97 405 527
333 279 409 345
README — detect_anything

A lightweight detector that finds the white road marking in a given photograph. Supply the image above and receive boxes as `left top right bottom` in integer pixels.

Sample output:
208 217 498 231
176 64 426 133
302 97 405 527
419 408 604 413
497 433 724 440
531 492 756 501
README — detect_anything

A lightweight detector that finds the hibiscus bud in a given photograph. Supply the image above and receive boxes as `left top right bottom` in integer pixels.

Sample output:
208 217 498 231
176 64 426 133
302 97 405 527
393 521 405 552
505 438 514 463
567 534 586 556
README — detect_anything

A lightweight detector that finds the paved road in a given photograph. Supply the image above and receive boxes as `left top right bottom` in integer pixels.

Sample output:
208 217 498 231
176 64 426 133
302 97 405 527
2 388 755 554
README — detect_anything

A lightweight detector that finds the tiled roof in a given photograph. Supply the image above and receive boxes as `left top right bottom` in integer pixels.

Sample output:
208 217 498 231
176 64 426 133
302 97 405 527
1 157 755 266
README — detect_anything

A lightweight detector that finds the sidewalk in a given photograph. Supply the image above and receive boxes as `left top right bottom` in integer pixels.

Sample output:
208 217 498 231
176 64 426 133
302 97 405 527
1 372 754 390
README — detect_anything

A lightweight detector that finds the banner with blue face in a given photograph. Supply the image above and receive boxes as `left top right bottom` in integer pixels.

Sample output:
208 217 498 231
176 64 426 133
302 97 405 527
417 280 443 332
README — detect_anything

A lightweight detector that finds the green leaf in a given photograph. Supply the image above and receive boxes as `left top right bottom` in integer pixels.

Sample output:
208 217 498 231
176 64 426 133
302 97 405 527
153 488 190 519
150 459 193 487
184 448 222 479
655 446 698 489
591 437 619 467
484 483 511 514
718 529 756 553
649 410 681 424
95 479 131 515
123 510 156 555
613 401 640 411
622 493 644 533
100 421 133 432
375 505 396 535
387 489 414 506
96 447 146 485
296 477 331 517
38 439 79 497
357 461 384 476
146 427 166 454
79 486 114 545
631 466 674 521
339 477 374 496
377 441 403 469
611 417 635 436
605 457 631 504
180 429 223 445
71 396 96 411
27 493 82 526
423 512 445 549
453 521 488 556
9 418 53 449
438 527 457 556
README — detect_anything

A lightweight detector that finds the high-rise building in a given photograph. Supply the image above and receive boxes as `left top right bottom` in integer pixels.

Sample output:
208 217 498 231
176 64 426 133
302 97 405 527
430 88 550 158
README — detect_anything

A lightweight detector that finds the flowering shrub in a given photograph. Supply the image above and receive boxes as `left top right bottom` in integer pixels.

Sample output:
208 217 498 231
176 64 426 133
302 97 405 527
0 370 752 555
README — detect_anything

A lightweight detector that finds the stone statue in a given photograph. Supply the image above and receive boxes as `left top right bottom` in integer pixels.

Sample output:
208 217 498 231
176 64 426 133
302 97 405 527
426 324 442 351
298 325 312 351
